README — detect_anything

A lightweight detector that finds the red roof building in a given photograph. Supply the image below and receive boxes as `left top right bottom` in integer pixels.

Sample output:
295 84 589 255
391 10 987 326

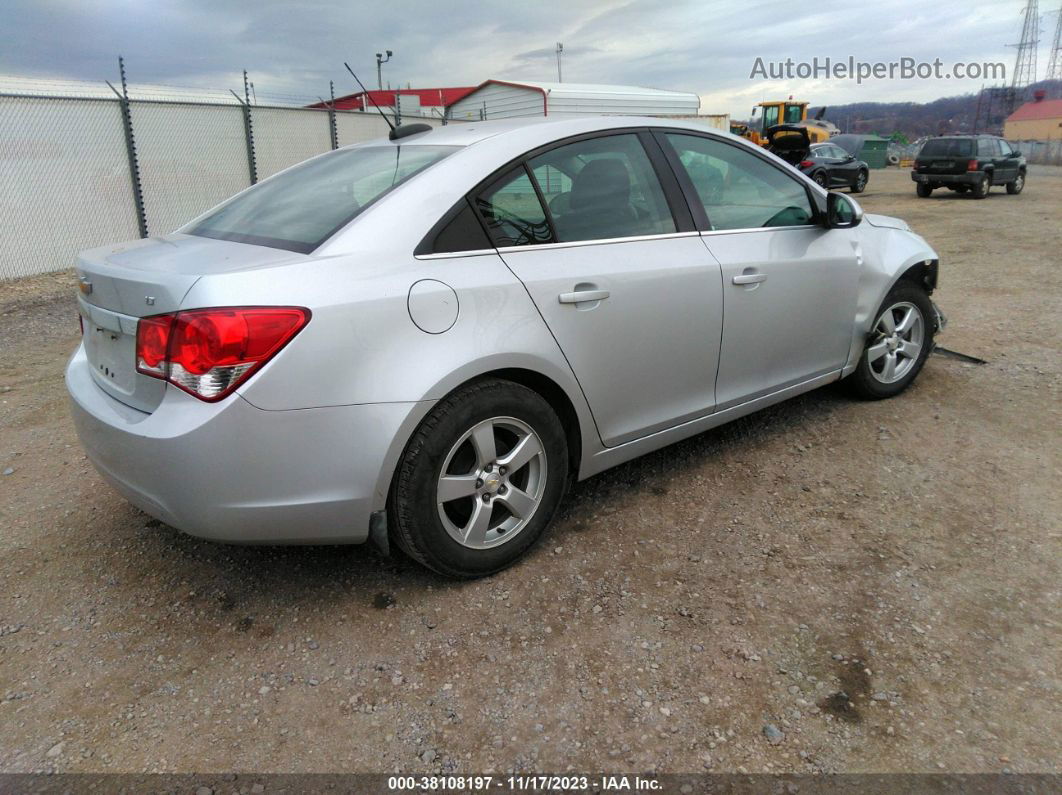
309 87 476 112
1004 91 1062 140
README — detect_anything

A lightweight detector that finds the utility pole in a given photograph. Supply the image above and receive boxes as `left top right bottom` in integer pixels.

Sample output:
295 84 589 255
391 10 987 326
555 42 563 82
1046 4 1062 84
1008 1 1040 112
375 50 393 91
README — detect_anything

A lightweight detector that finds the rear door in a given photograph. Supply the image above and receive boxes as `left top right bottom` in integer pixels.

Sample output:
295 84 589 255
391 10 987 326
994 138 1019 182
826 144 862 187
473 131 724 447
657 131 860 408
916 138 973 177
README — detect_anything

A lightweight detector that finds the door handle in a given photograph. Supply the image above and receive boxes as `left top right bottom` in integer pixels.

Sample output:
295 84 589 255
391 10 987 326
559 289 610 304
732 273 767 285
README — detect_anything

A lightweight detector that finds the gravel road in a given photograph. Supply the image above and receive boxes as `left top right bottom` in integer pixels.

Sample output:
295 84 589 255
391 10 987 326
0 168 1059 775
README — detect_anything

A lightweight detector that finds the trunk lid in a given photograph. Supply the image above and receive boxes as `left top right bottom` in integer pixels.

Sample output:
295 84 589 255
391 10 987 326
75 233 308 412
765 124 811 166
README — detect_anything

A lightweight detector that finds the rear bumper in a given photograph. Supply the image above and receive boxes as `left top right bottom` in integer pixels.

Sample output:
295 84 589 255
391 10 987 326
911 170 984 185
66 345 424 544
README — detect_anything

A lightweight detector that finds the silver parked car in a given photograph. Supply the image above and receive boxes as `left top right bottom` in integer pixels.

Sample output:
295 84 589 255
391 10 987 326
67 116 945 577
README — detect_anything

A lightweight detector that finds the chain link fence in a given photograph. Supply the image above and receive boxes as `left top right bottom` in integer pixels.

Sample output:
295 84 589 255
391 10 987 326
0 94 447 281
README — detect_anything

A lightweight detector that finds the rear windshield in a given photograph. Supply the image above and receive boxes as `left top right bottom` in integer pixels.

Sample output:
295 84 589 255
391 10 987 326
919 138 974 157
186 145 458 253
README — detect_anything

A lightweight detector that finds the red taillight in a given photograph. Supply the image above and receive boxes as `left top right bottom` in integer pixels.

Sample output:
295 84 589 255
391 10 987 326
798 160 814 169
135 307 310 402
967 158 979 171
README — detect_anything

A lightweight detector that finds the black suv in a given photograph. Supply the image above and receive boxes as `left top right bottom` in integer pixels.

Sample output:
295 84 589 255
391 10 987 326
912 135 1026 199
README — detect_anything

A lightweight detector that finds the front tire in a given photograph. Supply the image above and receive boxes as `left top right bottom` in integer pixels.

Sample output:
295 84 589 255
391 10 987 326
845 283 935 400
1006 172 1025 194
851 169 868 193
389 378 569 578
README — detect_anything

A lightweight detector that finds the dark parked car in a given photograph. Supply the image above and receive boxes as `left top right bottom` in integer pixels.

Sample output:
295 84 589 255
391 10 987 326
912 135 1026 199
766 126 868 192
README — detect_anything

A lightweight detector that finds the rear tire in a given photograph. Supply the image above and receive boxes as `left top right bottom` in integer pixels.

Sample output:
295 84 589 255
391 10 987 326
388 378 569 578
844 283 935 401
813 171 829 188
971 174 990 199
916 181 933 198
1006 172 1025 194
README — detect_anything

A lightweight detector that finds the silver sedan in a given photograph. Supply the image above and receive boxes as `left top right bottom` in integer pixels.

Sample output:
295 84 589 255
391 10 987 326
67 116 945 577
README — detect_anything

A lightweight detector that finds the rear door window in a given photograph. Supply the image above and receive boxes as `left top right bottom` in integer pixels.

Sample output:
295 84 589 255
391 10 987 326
474 168 554 248
527 134 676 243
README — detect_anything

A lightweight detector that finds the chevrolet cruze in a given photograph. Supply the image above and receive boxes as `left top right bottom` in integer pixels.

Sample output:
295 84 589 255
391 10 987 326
67 116 945 577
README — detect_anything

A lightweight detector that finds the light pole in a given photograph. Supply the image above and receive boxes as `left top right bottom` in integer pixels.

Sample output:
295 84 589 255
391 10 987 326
375 50 393 91
555 42 563 82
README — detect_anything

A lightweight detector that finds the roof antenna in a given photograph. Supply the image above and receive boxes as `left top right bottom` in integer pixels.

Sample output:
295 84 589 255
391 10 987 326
344 62 394 133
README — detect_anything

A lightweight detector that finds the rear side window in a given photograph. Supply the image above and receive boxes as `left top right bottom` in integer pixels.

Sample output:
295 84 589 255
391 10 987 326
527 134 676 243
432 201 492 253
919 138 974 158
186 145 458 253
664 133 815 231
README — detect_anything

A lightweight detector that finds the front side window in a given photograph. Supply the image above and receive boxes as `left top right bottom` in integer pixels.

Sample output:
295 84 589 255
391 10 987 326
999 139 1014 156
186 145 458 253
527 134 676 243
665 133 815 231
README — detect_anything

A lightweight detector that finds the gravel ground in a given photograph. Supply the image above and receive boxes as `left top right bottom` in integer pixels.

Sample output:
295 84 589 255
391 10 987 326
0 168 1059 775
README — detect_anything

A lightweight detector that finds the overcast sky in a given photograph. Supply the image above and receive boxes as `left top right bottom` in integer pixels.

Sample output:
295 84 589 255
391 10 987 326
3 0 1044 116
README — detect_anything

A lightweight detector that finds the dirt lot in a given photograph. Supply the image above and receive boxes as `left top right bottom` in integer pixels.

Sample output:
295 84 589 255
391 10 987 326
0 167 1059 776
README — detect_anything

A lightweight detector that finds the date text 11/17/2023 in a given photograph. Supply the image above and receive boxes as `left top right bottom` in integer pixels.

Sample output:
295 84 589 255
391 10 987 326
386 774 663 791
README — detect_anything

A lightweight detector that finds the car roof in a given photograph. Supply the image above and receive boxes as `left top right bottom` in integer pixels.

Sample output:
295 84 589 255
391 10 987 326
345 115 738 150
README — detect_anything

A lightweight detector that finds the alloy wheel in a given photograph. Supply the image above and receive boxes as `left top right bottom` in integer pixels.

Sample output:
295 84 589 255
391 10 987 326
436 416 547 549
866 301 925 384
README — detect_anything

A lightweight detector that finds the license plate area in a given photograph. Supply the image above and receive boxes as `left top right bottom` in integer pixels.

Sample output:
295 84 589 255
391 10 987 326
79 302 139 396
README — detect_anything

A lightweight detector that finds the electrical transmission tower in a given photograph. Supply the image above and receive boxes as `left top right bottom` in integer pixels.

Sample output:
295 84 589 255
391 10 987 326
1046 3 1062 83
1008 0 1040 111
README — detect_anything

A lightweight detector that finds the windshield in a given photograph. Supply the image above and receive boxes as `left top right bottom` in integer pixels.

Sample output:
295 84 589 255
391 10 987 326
919 138 974 157
186 145 459 253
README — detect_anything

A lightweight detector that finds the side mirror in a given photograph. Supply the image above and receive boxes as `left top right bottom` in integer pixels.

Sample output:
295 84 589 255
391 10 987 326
826 192 863 229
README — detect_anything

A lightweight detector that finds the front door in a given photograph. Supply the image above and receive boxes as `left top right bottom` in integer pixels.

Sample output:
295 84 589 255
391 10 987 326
472 132 724 447
657 130 861 409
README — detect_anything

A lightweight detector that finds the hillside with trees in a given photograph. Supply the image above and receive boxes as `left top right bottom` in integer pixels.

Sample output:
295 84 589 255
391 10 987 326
795 80 1061 140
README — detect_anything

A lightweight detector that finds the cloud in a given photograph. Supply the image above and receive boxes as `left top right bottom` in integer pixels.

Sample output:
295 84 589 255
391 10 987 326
2 0 1026 116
